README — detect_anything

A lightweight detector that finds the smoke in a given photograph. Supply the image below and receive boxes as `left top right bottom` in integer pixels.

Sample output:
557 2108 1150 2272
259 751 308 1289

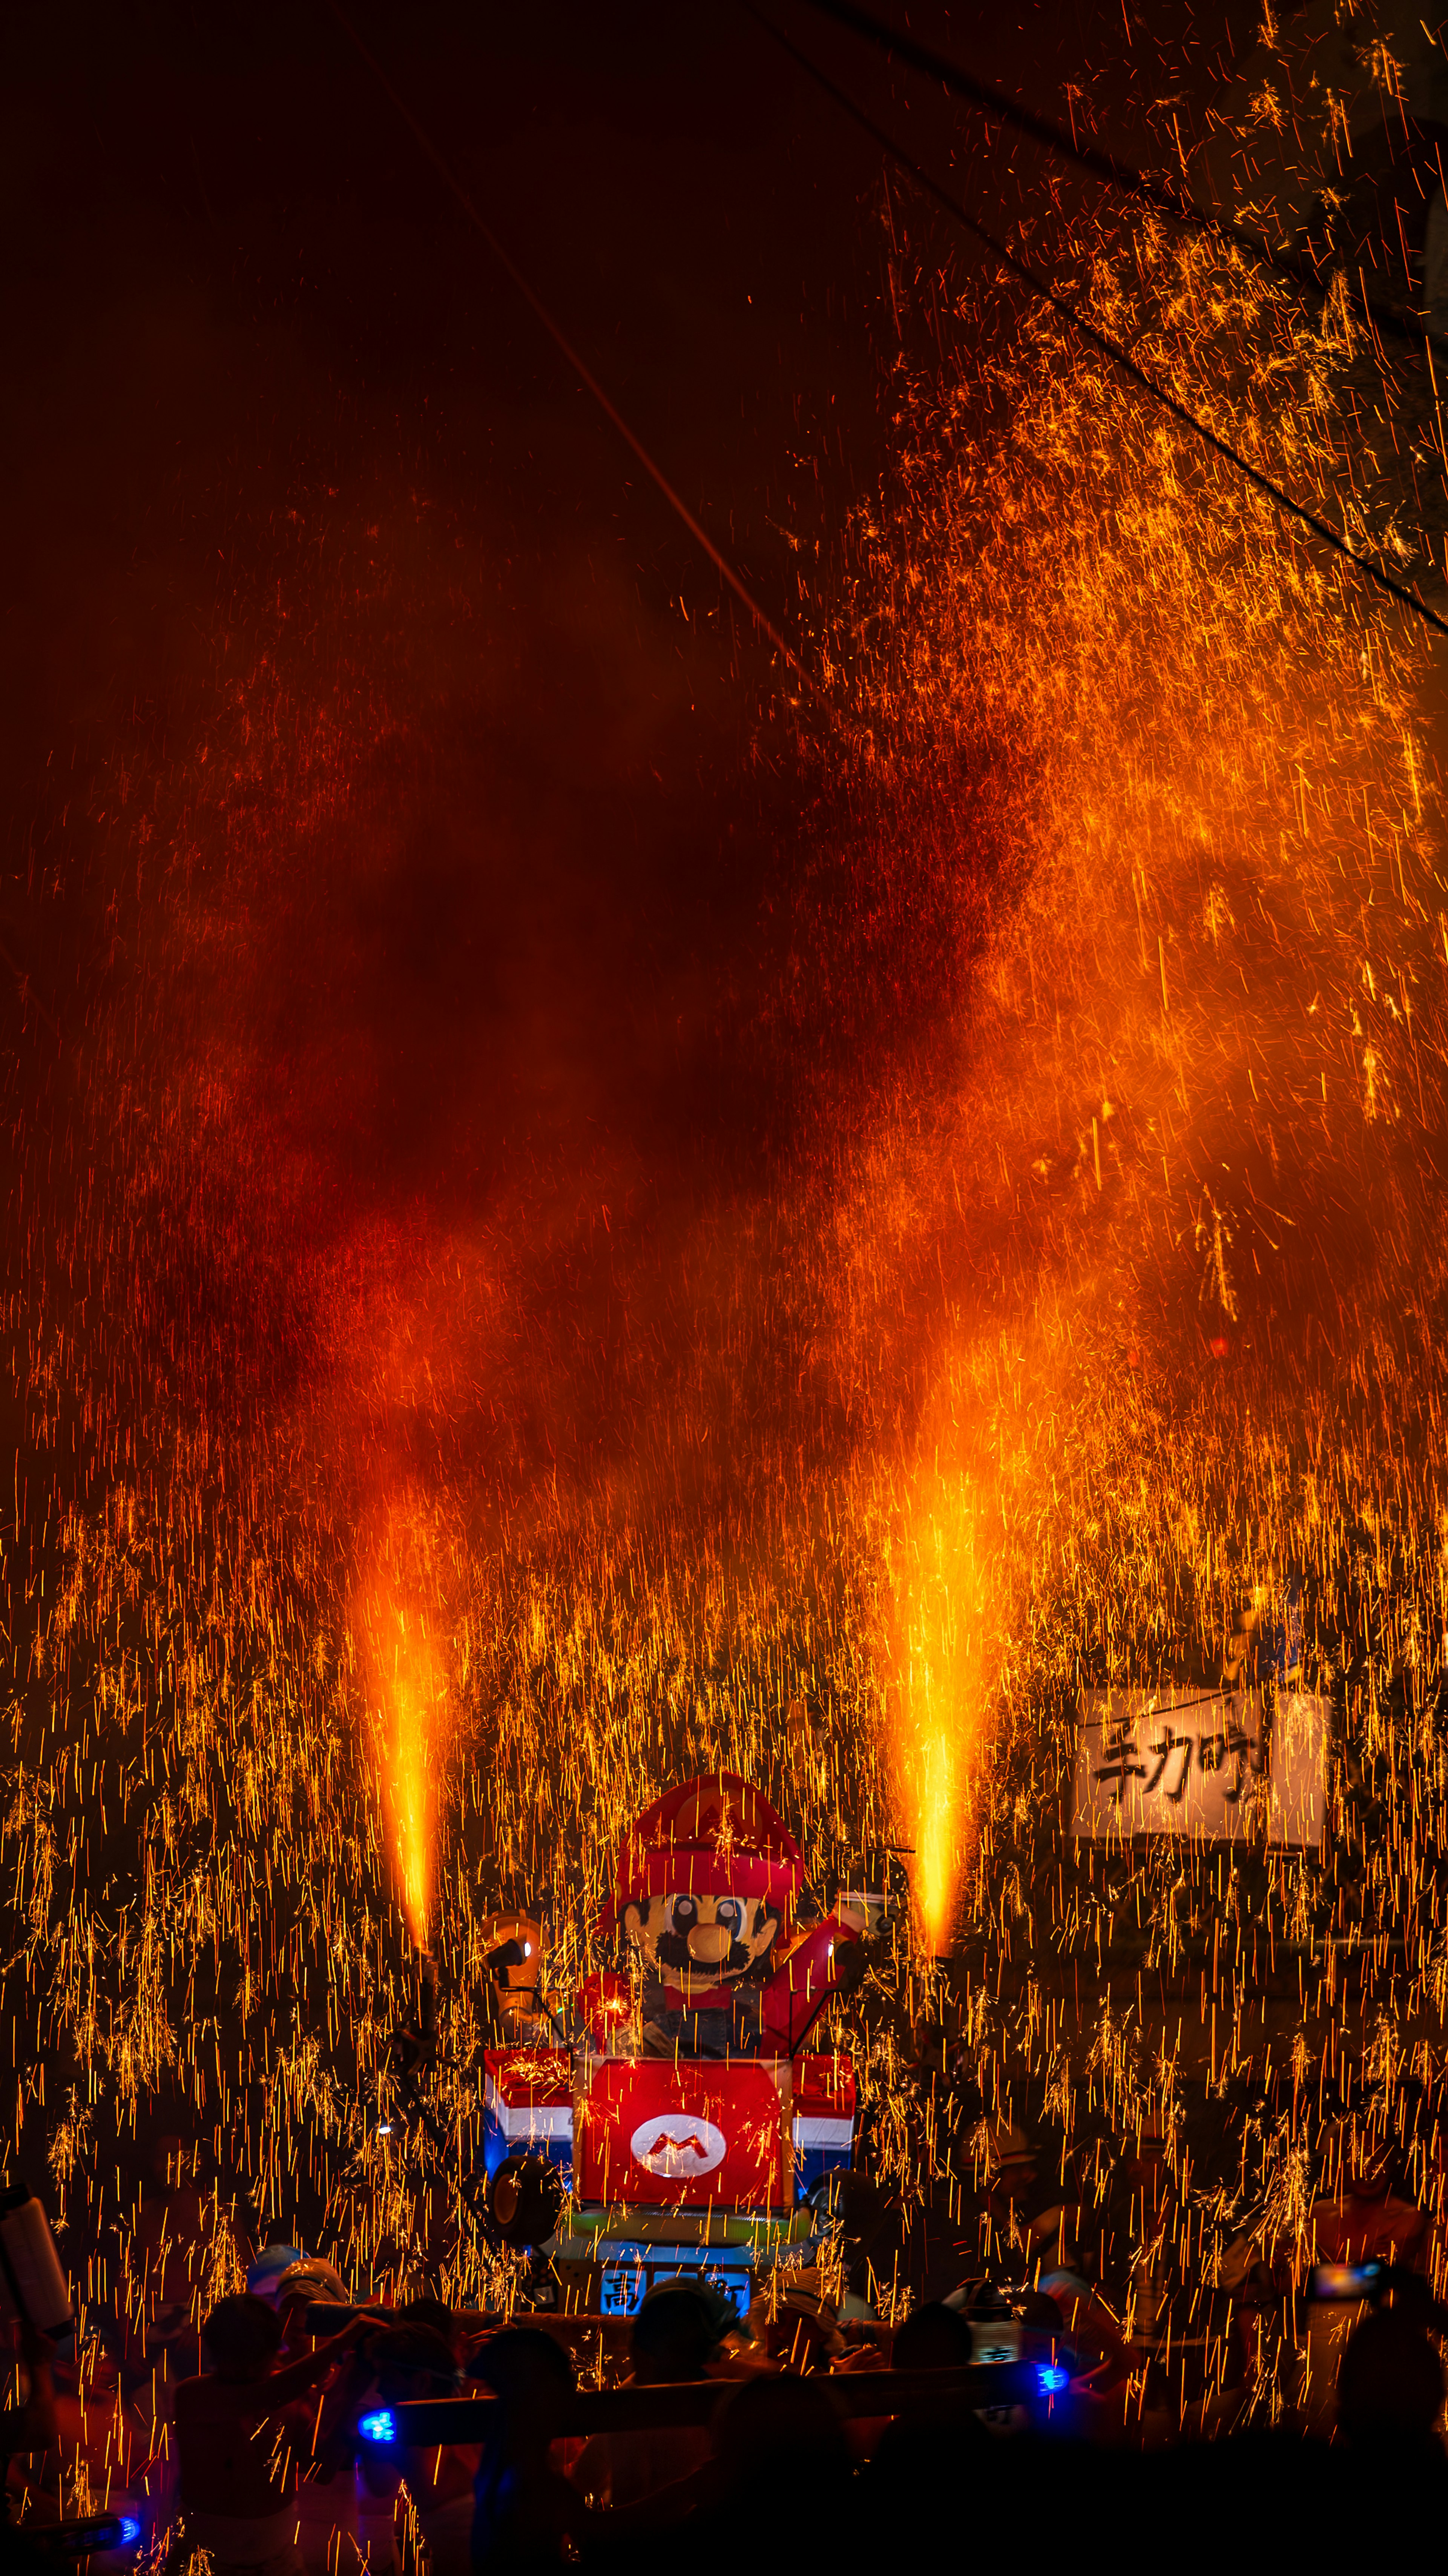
803 184 1448 1939
0 5 902 2029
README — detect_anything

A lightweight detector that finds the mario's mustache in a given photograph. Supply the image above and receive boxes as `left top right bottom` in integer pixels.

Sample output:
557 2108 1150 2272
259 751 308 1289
653 1930 755 1977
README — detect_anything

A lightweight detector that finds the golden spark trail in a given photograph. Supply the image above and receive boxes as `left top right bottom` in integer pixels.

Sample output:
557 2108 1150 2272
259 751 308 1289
352 1490 453 1953
361 1592 438 1951
891 1460 989 1951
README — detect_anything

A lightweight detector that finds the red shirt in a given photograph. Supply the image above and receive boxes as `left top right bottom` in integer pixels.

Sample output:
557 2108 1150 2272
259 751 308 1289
1310 2188 1430 2269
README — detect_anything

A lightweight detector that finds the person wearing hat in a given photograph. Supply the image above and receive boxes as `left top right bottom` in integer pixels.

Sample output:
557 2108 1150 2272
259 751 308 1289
273 2263 362 2576
747 2278 845 2375
247 2245 307 2308
174 2295 373 2576
604 1772 883 2059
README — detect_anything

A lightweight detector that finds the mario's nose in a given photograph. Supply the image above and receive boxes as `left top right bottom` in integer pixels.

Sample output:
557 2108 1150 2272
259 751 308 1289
687 1924 732 1963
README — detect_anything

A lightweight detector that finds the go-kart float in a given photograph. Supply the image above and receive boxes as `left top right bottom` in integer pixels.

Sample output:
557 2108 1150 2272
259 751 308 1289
476 1772 883 2320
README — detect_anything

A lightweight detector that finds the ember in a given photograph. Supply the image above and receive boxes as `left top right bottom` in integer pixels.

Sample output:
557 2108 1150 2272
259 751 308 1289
8 1 1448 2559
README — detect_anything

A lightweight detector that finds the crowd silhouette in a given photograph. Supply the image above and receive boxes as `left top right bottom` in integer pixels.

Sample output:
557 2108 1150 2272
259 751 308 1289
6 2102 1448 2571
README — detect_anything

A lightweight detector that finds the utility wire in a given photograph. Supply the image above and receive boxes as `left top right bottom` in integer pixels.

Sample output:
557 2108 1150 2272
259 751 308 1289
749 7 1448 643
808 0 1246 234
801 0 1422 345
327 0 811 688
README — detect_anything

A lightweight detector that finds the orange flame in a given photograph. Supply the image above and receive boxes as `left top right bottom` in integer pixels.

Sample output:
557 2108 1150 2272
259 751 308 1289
890 1458 992 1954
353 1492 451 1950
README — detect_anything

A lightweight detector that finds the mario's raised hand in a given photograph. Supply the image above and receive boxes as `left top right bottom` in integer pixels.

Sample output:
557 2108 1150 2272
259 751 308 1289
835 1890 888 1938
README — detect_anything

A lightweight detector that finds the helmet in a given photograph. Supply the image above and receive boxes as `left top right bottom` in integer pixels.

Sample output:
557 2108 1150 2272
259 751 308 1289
478 1911 544 1991
276 2256 350 2310
246 2245 304 2306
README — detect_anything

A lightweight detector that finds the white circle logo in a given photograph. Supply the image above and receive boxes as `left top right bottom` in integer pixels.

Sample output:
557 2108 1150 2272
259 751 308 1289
629 2113 727 2178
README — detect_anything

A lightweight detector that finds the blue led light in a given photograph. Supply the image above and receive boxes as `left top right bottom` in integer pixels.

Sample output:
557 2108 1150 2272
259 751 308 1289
1036 2364 1069 2395
359 2407 399 2444
117 2519 143 2547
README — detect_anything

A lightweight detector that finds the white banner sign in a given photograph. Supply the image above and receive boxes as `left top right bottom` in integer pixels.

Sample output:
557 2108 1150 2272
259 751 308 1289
1073 1688 1328 1847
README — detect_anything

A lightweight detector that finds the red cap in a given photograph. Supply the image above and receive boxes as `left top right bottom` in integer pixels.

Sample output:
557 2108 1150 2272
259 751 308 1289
603 1771 801 1926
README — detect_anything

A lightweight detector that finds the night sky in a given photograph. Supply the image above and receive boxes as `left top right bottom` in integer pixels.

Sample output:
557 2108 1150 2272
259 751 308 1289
3 1 1257 1223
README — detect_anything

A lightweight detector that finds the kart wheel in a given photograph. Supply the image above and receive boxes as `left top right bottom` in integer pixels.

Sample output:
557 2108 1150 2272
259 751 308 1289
488 2152 565 2248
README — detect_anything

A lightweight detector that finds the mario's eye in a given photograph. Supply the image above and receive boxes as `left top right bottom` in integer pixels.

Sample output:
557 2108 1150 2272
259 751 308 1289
670 1897 697 1934
716 1900 742 1935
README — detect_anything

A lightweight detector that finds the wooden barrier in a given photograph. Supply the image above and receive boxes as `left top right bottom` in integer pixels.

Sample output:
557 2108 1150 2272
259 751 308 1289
386 2362 1038 2440
302 2303 635 2359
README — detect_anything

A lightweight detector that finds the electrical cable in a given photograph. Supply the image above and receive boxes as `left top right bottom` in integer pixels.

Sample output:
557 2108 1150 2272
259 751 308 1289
326 0 812 689
799 0 1423 345
748 6 1448 644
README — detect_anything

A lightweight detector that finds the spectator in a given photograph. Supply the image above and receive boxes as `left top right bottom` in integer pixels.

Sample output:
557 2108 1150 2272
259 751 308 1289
276 2260 350 2334
471 2328 589 2570
38 2313 170 2571
173 2293 367 2575
889 2301 975 2372
2 2314 59 2551
833 2294 973 2477
747 2282 843 2374
1319 2146 1433 2270
707 2371 853 2549
273 2263 361 2576
1337 2307 1446 2458
345 2323 469 2576
247 2245 307 2308
397 2297 469 2369
572 2282 715 2509
1301 2143 1435 2432
853 2298 989 2540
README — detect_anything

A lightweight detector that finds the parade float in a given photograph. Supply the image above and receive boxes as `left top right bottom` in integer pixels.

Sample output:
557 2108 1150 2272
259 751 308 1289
476 1772 879 2318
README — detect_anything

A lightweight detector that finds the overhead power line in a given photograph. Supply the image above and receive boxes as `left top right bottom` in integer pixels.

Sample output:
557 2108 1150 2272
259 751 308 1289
749 7 1448 643
807 0 1242 235
800 0 1421 345
326 0 811 688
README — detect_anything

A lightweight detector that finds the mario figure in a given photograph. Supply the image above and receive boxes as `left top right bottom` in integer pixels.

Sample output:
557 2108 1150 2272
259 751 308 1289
605 1771 880 2059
